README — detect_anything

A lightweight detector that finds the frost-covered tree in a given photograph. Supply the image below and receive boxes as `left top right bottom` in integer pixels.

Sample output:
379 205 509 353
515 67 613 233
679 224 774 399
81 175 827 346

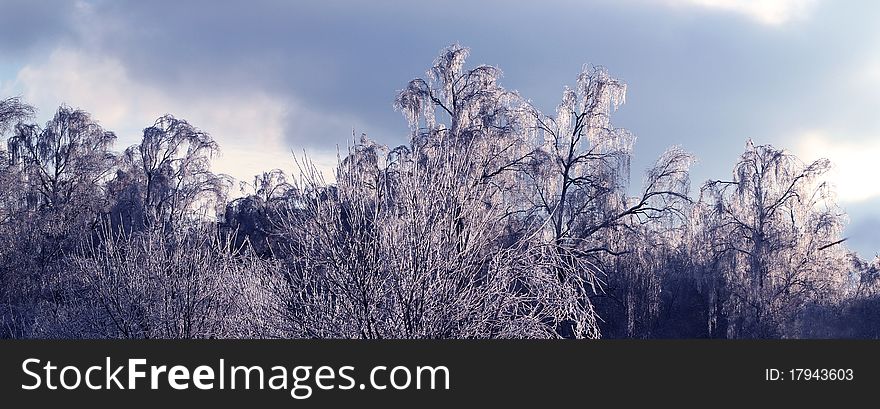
0 97 36 337
527 67 633 246
7 106 116 226
526 68 693 253
111 115 229 232
395 45 536 212
521 67 693 337
1 47 874 340
62 226 276 339
0 97 34 133
259 46 612 339
0 105 116 337
267 133 601 338
853 255 880 298
695 141 848 338
0 97 34 222
223 169 293 256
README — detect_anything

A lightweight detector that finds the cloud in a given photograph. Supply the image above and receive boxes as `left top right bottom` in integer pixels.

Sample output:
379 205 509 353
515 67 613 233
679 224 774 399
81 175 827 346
661 0 818 25
0 0 81 53
847 217 880 258
795 130 880 203
3 47 340 187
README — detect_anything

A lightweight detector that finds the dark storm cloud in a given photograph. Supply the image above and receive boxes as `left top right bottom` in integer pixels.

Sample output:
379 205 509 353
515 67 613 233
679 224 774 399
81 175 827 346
64 1 880 173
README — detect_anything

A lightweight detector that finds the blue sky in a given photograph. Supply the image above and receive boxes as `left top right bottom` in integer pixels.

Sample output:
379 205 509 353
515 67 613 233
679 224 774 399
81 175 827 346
1 0 879 257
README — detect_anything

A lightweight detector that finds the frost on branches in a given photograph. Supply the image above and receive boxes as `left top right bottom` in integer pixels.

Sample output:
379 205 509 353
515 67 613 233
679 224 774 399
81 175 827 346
0 45 874 339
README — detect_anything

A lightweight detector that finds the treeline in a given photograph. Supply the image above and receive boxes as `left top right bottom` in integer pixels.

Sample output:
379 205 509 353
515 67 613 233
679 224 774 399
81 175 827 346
0 45 877 339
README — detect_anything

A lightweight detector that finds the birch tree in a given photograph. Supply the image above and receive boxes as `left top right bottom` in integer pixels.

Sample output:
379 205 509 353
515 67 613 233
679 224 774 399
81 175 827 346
522 67 694 337
7 106 116 228
112 115 229 232
697 141 848 338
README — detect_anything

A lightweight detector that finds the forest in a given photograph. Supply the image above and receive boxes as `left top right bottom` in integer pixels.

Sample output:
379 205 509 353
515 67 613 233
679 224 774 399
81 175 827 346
0 45 878 339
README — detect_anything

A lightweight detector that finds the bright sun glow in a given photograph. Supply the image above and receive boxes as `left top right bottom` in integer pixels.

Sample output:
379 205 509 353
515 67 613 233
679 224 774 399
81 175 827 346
663 0 817 25
796 130 880 203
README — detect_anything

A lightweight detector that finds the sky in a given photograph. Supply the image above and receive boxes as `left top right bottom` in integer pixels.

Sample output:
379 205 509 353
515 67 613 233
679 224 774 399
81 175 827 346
0 0 879 257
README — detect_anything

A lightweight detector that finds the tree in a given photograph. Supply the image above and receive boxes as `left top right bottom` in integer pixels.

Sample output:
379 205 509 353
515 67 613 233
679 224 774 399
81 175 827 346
111 115 229 232
520 66 694 337
61 225 277 339
7 106 116 228
696 141 848 338
1 47 873 340
224 169 293 256
0 97 34 133
0 97 35 337
0 97 34 224
395 44 535 205
0 104 115 337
